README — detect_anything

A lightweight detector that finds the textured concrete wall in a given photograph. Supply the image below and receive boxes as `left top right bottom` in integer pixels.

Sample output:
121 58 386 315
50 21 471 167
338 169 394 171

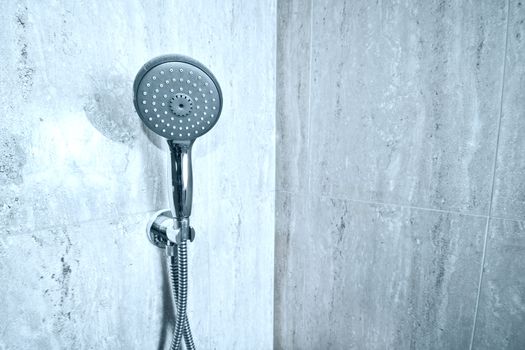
0 1 275 349
275 0 524 349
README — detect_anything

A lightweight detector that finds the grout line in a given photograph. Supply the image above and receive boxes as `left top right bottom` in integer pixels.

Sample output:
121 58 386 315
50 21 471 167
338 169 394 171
469 1 512 348
8 209 158 237
489 215 525 223
15 186 277 237
319 194 490 218
277 189 491 219
301 0 315 342
277 189 525 223
305 0 314 196
274 0 280 222
273 1 279 346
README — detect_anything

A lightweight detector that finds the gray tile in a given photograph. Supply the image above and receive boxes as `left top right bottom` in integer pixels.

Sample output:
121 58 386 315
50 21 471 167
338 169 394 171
492 0 525 220
308 0 508 215
176 0 277 199
192 191 275 350
0 192 275 350
0 1 172 235
472 218 525 350
275 194 486 349
0 213 166 349
0 0 276 237
276 0 311 192
274 191 310 350
0 126 168 235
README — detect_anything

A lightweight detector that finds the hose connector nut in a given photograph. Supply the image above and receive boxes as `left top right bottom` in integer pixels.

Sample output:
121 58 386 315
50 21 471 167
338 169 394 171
165 244 176 257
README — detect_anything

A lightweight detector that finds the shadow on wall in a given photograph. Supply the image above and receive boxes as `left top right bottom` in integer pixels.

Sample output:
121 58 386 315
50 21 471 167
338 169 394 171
83 73 139 146
82 72 166 150
82 71 167 202
82 72 176 349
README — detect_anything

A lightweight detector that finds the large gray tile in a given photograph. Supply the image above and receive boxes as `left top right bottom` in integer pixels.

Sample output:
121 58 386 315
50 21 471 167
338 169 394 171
170 2 277 345
472 218 525 350
177 0 276 199
192 190 275 350
0 0 276 348
0 192 275 350
0 213 166 349
0 1 172 235
0 0 276 236
492 0 525 220
309 0 508 215
275 193 486 349
276 0 311 192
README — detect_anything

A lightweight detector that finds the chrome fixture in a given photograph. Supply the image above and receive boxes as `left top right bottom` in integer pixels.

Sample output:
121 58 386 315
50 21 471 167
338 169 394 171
133 54 223 350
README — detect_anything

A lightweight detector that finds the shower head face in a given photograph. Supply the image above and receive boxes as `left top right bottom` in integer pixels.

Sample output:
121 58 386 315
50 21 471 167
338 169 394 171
133 55 223 141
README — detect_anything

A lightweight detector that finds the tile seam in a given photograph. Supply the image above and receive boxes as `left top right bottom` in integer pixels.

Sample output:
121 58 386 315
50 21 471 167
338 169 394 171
4 209 159 236
277 189 492 219
469 0 512 348
301 0 314 342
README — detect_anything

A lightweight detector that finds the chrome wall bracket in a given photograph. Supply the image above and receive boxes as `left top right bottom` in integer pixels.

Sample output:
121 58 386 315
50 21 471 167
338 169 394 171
146 209 195 250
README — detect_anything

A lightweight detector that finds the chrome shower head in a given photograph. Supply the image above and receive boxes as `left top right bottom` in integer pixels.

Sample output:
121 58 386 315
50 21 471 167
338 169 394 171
133 54 223 223
133 54 223 141
134 55 222 349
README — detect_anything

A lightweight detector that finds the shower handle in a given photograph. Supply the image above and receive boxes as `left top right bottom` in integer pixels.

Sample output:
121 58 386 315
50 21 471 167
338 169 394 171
168 139 194 242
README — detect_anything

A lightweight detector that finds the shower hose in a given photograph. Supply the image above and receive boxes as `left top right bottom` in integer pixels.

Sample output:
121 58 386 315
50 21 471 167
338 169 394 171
168 240 196 350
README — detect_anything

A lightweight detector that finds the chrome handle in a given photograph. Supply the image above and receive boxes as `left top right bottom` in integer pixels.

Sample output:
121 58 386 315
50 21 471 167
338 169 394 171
167 140 194 220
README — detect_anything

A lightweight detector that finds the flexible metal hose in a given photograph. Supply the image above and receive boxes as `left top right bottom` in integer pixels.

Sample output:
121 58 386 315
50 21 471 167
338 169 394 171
168 241 196 350
169 257 195 350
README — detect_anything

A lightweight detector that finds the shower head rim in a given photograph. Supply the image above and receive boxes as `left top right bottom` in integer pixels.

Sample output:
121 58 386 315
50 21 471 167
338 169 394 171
133 54 223 141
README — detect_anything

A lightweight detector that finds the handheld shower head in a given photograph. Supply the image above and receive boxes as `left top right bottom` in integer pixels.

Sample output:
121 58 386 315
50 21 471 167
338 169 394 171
133 55 223 223
133 54 223 141
134 55 221 350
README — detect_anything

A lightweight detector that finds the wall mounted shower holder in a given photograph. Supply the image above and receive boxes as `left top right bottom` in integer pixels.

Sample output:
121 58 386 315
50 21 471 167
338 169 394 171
146 209 196 251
